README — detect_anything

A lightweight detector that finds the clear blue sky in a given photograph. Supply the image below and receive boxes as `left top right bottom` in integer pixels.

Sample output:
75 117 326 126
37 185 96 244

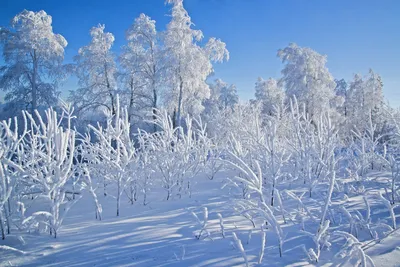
1 0 400 106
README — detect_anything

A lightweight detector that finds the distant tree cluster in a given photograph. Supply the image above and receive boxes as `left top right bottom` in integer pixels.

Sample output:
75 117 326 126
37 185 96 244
0 0 229 130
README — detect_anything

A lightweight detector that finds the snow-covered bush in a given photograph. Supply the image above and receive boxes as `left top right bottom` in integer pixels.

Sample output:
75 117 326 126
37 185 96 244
146 111 210 200
225 152 285 257
334 231 375 267
0 114 27 239
21 102 79 238
82 97 137 216
303 220 331 263
190 207 211 240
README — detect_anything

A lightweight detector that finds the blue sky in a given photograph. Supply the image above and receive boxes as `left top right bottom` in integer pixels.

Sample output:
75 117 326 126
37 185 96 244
1 0 400 106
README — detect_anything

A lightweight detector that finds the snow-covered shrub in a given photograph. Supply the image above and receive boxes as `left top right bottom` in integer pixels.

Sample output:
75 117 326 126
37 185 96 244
21 102 79 238
82 96 137 216
350 114 386 181
334 231 375 267
80 167 103 220
284 190 317 225
377 149 400 204
136 129 155 205
225 152 285 257
148 111 188 200
190 207 211 240
147 111 210 200
286 98 319 196
378 192 396 229
303 219 331 263
258 119 290 206
337 196 374 238
0 114 27 239
204 146 223 180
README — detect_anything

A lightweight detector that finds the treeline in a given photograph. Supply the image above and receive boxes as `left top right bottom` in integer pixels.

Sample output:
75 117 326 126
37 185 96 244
0 0 396 140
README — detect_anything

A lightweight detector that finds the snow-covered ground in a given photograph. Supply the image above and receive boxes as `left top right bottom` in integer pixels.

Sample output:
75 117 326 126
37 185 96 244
1 173 400 267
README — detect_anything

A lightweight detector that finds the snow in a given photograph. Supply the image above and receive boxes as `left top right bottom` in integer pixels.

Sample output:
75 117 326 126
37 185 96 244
1 174 399 267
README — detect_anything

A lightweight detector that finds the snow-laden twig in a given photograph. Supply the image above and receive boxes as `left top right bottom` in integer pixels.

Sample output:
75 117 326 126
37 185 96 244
174 245 186 261
284 190 317 222
258 225 266 264
191 207 212 240
217 213 225 238
247 229 252 244
378 192 396 229
81 168 102 220
334 231 375 267
225 151 284 257
0 245 27 255
303 220 331 263
232 232 248 267
275 189 286 224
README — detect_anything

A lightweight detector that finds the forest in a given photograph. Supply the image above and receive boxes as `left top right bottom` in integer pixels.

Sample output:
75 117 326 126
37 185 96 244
0 0 400 266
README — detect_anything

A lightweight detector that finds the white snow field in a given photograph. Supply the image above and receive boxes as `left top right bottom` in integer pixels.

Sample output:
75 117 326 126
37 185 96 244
1 172 400 267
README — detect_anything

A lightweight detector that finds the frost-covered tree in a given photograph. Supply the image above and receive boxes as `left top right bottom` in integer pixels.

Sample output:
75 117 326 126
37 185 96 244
120 13 163 129
219 83 238 110
202 79 227 120
255 77 285 116
346 70 385 135
164 0 229 127
346 74 365 133
278 43 342 120
203 78 238 120
0 10 67 113
335 79 348 117
364 69 384 121
71 25 117 116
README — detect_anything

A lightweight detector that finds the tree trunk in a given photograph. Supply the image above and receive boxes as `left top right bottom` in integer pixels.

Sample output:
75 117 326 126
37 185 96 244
391 167 396 204
31 50 38 113
5 171 11 234
110 93 116 115
4 205 10 235
271 181 275 206
104 63 115 115
117 178 120 216
0 209 5 240
172 108 177 129
152 85 158 133
129 78 135 123
104 177 107 196
176 75 184 128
